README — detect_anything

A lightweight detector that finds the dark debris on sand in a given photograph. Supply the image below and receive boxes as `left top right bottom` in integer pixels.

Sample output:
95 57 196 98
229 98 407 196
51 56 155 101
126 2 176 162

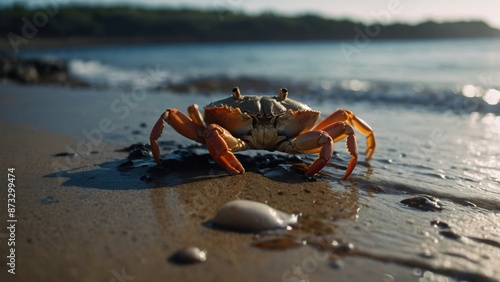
115 141 310 179
400 195 443 212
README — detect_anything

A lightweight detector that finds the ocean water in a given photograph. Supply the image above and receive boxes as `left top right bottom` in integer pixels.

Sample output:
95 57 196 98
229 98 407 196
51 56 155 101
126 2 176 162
4 39 500 280
20 39 500 113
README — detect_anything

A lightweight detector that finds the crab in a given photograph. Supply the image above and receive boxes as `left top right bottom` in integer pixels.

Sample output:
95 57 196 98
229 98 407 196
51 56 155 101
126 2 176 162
150 87 375 180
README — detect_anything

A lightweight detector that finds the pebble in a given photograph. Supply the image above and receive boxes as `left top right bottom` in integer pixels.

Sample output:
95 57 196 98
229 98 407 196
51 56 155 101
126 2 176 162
41 196 59 204
118 160 134 171
140 175 153 182
127 148 151 160
439 230 463 241
400 195 443 212
169 247 207 264
212 199 298 232
116 143 151 152
332 242 355 255
430 220 450 229
53 152 78 158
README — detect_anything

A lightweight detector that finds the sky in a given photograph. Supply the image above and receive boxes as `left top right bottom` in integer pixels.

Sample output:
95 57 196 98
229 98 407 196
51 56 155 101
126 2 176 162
3 0 500 29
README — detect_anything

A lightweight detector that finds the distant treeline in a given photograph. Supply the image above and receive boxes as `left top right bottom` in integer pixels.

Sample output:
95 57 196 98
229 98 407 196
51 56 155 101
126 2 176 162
1 4 500 43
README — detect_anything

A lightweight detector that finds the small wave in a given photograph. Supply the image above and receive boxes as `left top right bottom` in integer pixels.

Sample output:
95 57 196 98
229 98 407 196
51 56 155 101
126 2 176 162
320 85 500 115
164 75 500 115
66 60 500 115
68 59 169 89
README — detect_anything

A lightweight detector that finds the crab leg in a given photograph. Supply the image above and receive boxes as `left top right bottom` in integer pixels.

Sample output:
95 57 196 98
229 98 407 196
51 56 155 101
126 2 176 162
279 130 334 178
280 122 358 180
321 122 358 180
150 106 206 166
314 109 375 160
204 124 246 175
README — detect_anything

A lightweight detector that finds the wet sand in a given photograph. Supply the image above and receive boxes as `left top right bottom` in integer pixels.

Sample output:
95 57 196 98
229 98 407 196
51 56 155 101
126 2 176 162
1 84 499 282
0 119 425 282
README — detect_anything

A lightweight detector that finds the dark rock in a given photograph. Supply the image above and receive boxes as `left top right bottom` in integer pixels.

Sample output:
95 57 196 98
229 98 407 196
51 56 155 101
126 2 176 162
131 130 142 135
161 149 207 170
439 230 462 241
128 148 151 160
53 152 78 158
331 241 355 255
140 175 153 182
118 160 134 171
0 53 84 86
401 195 443 212
116 143 151 152
430 220 450 229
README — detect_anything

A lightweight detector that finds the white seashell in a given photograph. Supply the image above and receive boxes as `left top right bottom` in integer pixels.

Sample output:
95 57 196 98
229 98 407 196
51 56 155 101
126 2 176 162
212 200 298 232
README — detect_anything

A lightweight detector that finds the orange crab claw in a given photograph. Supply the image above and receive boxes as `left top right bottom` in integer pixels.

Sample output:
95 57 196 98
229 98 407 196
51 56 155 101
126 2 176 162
343 133 358 180
318 122 358 180
150 107 206 166
304 133 334 177
204 124 245 175
150 111 169 166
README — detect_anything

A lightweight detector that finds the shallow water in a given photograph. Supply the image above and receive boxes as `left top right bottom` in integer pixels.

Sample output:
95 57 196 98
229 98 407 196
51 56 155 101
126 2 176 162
19 39 500 114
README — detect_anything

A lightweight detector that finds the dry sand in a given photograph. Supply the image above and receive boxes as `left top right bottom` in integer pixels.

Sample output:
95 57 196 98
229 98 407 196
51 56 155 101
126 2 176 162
0 119 425 282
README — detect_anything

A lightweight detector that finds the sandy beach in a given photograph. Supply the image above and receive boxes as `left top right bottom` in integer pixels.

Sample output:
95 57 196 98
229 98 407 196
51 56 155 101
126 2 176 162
0 119 423 282
1 80 499 282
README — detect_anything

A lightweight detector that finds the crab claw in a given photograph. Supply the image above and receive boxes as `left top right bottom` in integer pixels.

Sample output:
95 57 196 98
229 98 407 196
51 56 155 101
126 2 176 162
150 111 169 166
343 133 358 180
304 133 334 177
205 124 245 175
320 122 358 180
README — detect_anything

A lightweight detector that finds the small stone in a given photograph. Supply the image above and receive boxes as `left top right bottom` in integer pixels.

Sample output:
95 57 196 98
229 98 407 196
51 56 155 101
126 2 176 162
333 242 355 254
401 195 443 212
439 230 462 241
140 175 153 182
116 143 150 152
53 152 78 158
128 148 151 160
41 196 59 205
329 256 345 269
169 247 207 264
430 220 450 229
118 160 134 171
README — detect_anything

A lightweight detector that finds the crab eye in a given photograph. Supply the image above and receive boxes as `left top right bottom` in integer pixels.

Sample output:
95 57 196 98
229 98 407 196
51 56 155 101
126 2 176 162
232 87 242 100
278 88 288 101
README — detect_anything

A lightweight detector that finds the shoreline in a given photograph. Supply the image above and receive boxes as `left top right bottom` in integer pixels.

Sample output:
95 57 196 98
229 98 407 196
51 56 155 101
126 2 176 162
2 36 500 53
